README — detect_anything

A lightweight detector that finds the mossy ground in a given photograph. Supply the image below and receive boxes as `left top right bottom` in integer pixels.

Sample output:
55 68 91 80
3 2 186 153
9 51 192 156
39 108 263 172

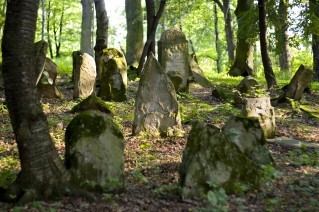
0 74 319 210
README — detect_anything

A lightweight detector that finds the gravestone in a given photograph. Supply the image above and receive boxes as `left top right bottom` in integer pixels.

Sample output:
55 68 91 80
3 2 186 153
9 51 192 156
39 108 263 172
180 118 273 199
133 54 181 136
236 76 259 95
189 55 212 88
158 27 193 93
65 111 124 193
97 48 127 102
72 51 96 99
241 97 276 139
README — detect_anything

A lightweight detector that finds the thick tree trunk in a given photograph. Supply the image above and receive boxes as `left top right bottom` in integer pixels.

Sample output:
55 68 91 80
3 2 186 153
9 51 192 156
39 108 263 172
310 0 319 81
94 0 108 81
258 0 277 88
1 0 69 202
136 0 167 75
81 0 94 56
275 0 291 73
125 0 143 68
214 3 222 73
229 0 254 77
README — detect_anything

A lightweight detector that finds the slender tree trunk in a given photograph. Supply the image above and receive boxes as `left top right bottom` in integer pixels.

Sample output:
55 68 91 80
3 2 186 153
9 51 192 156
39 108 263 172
222 0 235 61
258 0 277 88
47 0 53 58
214 3 222 73
1 0 68 202
81 0 94 56
94 0 108 81
136 0 167 75
229 0 254 77
53 0 64 58
275 0 291 73
146 0 156 54
41 0 46 41
125 0 143 68
310 0 319 81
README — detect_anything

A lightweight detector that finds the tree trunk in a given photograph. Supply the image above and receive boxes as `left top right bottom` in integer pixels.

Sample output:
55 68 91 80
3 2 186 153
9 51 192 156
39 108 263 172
125 0 143 68
81 0 94 56
1 0 69 202
214 3 222 74
41 0 46 41
146 0 156 54
94 0 108 81
53 0 64 58
258 0 277 88
47 0 53 58
229 0 254 77
222 0 235 61
136 0 167 75
275 0 291 73
310 0 319 81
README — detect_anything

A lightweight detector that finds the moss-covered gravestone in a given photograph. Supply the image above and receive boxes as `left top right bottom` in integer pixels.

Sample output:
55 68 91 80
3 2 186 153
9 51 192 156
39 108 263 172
158 27 193 93
133 54 181 136
97 48 127 102
71 94 113 114
65 111 124 193
180 116 273 199
72 51 96 99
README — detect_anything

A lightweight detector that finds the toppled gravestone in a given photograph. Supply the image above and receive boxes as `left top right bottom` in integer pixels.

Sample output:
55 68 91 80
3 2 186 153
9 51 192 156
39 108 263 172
280 64 313 101
241 97 276 138
65 111 124 193
189 55 212 88
180 116 273 199
34 41 63 98
72 51 96 99
133 54 181 136
97 48 127 102
158 27 193 93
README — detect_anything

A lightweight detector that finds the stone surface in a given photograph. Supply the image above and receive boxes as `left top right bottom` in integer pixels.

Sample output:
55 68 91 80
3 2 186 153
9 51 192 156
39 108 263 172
236 76 259 95
222 116 274 165
72 51 96 99
65 111 124 193
189 56 212 88
180 121 264 199
37 58 63 98
158 27 193 93
241 97 276 139
97 48 127 102
71 94 113 114
133 54 181 136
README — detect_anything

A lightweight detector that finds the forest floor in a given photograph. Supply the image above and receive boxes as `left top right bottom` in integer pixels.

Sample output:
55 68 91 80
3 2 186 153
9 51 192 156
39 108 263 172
0 76 319 211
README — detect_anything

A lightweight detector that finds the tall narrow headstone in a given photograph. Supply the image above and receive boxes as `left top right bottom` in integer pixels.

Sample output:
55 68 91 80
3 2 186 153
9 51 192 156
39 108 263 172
158 27 192 93
72 51 96 99
133 54 181 136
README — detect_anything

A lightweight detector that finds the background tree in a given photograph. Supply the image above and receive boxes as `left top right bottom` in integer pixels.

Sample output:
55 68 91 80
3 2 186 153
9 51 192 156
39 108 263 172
80 0 94 56
229 0 255 77
125 0 144 68
214 2 222 73
1 0 68 201
94 0 108 81
310 0 319 81
258 0 277 88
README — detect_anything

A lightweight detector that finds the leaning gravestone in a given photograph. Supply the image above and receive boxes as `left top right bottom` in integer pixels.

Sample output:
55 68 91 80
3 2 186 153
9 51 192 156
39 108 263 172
65 111 124 193
189 55 212 88
72 51 96 99
97 48 127 102
241 97 276 138
180 117 273 199
133 54 181 136
158 27 193 93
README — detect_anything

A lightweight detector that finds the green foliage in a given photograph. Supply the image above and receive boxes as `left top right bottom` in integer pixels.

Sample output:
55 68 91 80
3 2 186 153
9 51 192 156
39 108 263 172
259 165 282 186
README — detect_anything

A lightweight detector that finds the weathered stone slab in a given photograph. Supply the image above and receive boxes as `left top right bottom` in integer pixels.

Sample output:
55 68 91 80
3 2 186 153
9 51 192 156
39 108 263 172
241 97 276 139
236 76 259 95
71 94 113 114
158 27 193 93
133 54 181 136
72 51 96 99
180 121 266 199
189 56 212 88
65 111 124 193
97 48 127 102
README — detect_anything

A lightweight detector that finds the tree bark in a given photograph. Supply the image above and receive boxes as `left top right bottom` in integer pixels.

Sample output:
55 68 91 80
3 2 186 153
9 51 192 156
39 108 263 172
94 0 108 81
125 0 143 68
80 0 94 56
1 0 69 202
310 0 319 81
258 0 277 88
214 3 222 73
41 0 46 41
229 0 254 77
136 0 167 75
47 0 53 58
